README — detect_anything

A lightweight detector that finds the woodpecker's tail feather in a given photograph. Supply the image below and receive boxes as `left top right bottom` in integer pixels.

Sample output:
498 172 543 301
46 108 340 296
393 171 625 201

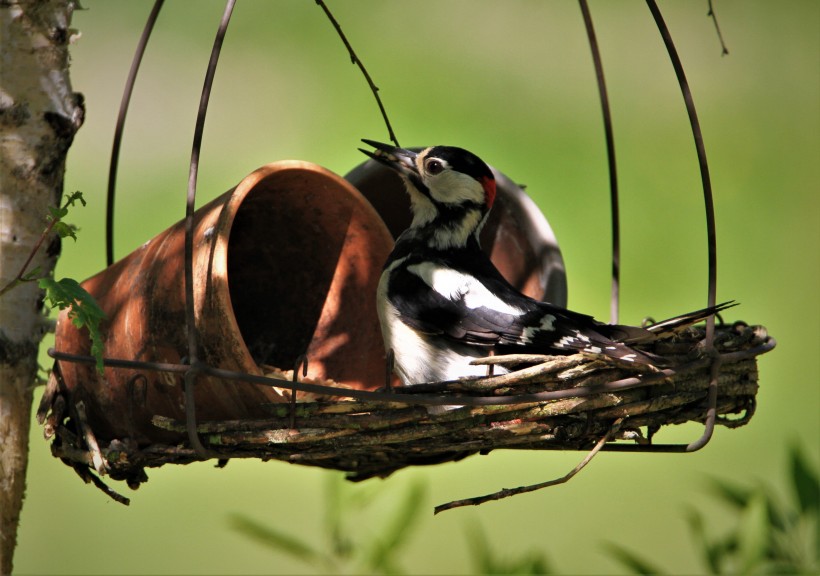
589 300 737 367
643 300 737 339
591 340 669 367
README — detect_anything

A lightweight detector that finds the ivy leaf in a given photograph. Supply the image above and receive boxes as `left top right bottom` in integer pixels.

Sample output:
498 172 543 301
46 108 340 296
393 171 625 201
39 277 106 373
52 220 80 241
46 191 86 241
63 190 87 208
22 267 42 281
48 204 69 222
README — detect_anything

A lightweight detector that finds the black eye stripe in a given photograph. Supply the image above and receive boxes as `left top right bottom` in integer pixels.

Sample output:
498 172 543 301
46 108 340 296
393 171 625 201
409 173 431 197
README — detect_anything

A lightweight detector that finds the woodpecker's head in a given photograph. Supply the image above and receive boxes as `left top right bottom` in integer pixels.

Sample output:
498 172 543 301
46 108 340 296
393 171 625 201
361 140 497 249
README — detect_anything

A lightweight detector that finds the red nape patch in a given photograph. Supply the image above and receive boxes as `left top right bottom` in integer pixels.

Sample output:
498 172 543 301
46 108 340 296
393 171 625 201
481 176 497 209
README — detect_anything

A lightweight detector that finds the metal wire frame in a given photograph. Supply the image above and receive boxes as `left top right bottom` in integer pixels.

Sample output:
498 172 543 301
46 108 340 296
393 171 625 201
180 0 236 458
106 0 164 267
578 0 724 452
578 0 620 326
645 0 721 451
86 1 741 460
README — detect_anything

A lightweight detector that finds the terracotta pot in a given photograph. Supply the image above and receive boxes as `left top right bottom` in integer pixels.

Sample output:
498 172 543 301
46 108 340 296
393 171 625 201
53 161 393 444
345 155 567 306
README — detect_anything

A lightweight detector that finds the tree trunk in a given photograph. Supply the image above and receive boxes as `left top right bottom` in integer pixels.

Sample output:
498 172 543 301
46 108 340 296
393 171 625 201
0 1 82 573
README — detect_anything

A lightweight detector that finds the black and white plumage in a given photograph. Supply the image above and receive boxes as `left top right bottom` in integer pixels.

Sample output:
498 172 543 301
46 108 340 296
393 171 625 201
361 139 734 386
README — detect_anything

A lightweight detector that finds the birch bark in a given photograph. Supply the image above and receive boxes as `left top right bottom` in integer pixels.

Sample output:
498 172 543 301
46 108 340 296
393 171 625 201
0 2 82 572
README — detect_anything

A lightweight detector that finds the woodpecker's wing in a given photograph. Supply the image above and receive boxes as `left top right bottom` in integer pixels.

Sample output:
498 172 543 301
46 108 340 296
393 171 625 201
386 256 526 346
386 251 663 364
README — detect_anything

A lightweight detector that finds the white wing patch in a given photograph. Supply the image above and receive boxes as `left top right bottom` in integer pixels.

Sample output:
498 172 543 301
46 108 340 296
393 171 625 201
555 331 603 355
407 262 522 316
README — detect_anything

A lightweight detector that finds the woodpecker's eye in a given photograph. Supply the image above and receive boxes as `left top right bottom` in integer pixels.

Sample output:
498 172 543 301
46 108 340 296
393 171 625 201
426 159 444 175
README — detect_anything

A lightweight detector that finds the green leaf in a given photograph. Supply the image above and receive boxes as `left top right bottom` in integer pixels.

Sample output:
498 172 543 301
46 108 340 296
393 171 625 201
39 277 106 373
686 507 724 574
229 514 322 566
790 444 820 517
22 267 42 281
64 190 86 208
52 220 79 241
709 477 788 532
708 477 753 510
604 542 665 575
466 521 494 574
366 479 427 573
46 191 86 239
467 522 551 575
737 490 770 574
48 205 69 222
323 473 353 559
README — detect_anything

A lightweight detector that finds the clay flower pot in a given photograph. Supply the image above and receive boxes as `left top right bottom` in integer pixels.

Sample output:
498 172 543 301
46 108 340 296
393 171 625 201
345 154 567 305
52 161 393 444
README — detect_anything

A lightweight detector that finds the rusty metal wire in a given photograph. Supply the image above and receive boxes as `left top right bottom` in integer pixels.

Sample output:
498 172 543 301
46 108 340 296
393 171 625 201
106 0 164 266
183 0 236 457
646 0 721 452
574 0 726 453
578 0 620 326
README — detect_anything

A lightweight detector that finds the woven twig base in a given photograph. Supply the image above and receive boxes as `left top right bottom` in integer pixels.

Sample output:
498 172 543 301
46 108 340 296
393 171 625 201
43 321 772 501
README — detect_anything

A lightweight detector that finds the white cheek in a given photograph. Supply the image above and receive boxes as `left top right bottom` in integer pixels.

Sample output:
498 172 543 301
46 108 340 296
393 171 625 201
428 171 484 205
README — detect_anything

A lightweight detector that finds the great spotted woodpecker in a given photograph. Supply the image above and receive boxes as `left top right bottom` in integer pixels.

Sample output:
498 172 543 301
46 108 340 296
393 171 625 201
360 139 734 386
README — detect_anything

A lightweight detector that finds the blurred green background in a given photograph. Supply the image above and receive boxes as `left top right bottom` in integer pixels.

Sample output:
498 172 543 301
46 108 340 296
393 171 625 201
15 1 818 574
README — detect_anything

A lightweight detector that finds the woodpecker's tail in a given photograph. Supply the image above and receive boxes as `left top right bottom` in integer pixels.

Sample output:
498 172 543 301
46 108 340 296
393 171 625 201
643 300 737 339
591 300 737 367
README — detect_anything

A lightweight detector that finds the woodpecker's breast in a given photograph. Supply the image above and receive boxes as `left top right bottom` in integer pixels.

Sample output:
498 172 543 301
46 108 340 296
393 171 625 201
377 259 495 385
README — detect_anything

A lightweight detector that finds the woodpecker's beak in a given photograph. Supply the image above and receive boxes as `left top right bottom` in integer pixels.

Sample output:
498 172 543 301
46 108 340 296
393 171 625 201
360 139 419 177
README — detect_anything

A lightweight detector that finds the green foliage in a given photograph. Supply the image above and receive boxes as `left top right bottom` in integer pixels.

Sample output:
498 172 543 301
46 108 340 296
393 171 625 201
364 479 426 573
232 475 557 575
229 515 324 567
466 522 552 575
792 444 820 517
608 443 819 575
38 277 106 373
229 447 818 575
38 191 106 373
47 190 86 241
1 191 106 373
602 543 664 576
230 473 427 574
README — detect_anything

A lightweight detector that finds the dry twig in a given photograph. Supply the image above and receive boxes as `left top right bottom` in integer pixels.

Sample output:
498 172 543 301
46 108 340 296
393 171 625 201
434 418 624 514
